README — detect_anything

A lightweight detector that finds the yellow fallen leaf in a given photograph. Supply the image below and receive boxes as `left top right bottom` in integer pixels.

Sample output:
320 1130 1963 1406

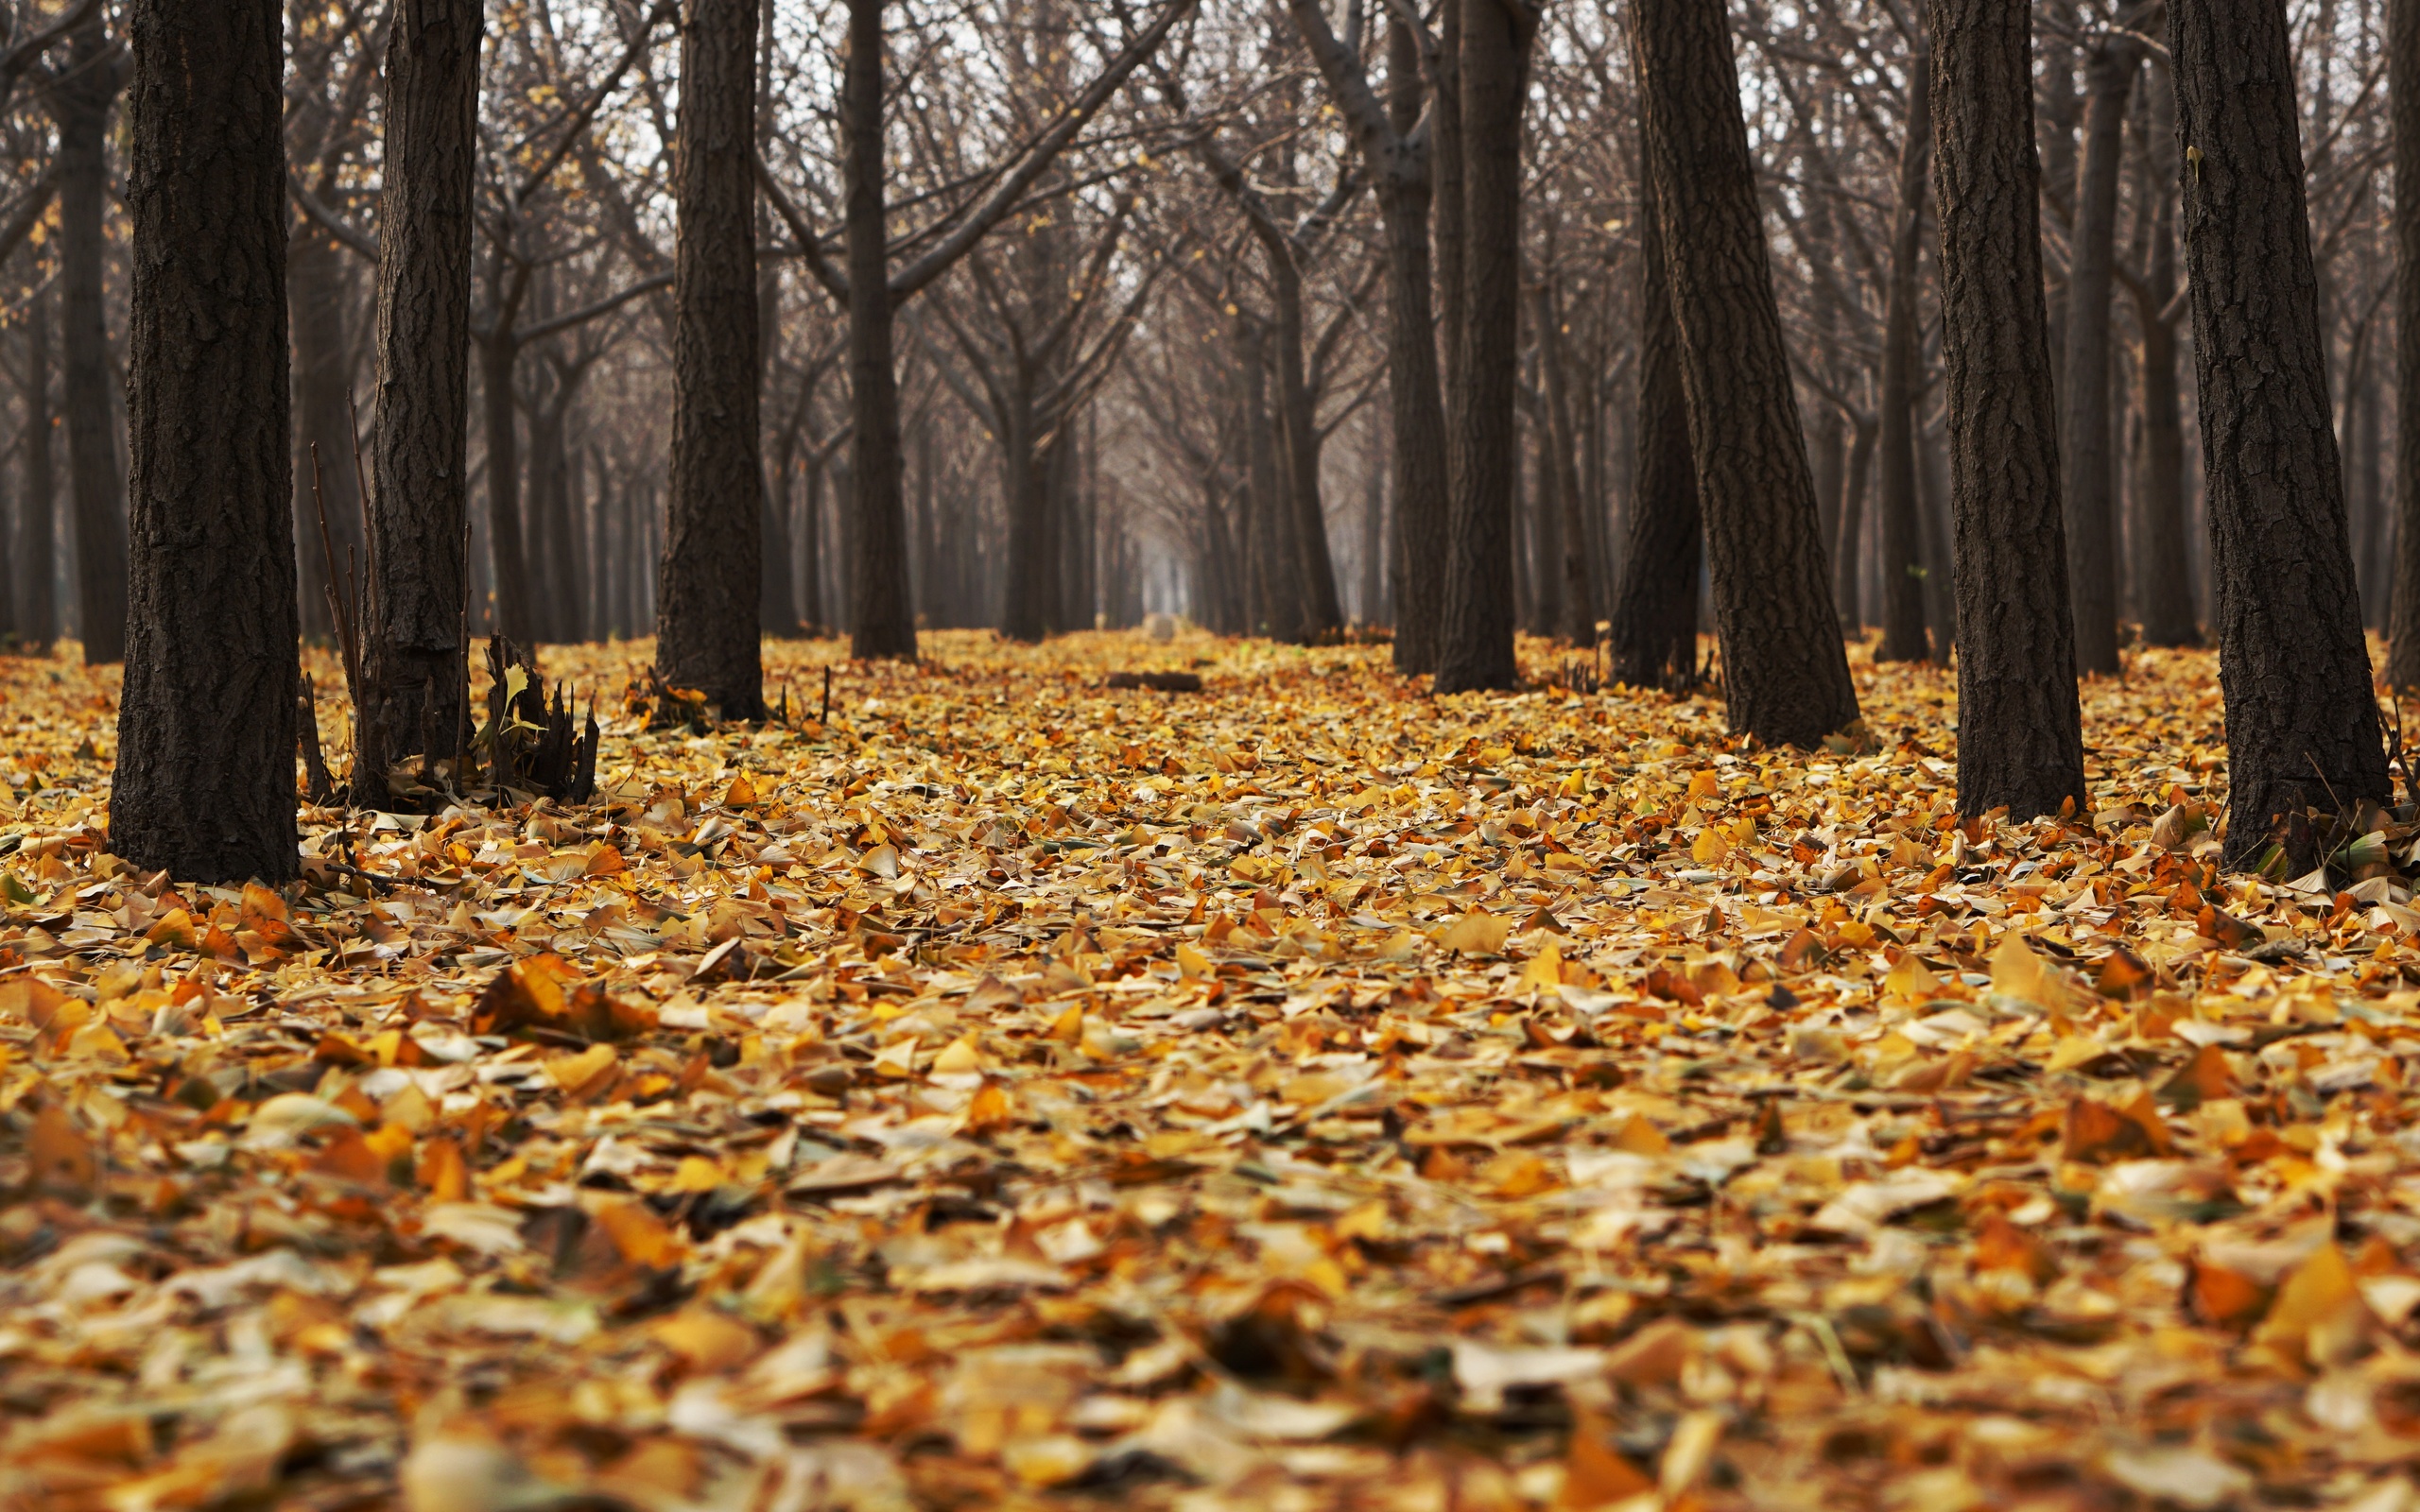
1441 910 1511 956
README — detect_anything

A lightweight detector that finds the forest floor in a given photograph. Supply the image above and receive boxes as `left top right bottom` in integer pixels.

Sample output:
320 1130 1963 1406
3 628 2418 1512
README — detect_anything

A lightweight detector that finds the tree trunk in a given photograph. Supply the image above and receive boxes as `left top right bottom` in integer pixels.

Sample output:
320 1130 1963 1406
1239 321 1298 639
842 0 917 660
1359 438 1385 623
17 284 54 651
2390 0 2420 685
2348 330 2383 627
1630 0 1858 745
754 8 796 641
2132 74 2199 648
659 0 764 717
56 16 127 666
1834 412 1875 630
1608 190 1703 691
1530 269 1595 644
477 332 533 643
1433 0 1466 418
1918 413 1958 656
800 454 825 632
1433 0 1532 693
358 0 479 793
1874 43 1933 663
287 225 358 642
1271 252 1343 642
1809 407 1843 589
1000 375 1058 641
2060 30 2143 675
113 0 297 882
1378 16 1448 674
1926 0 2085 818
2172 0 2388 861
531 386 582 642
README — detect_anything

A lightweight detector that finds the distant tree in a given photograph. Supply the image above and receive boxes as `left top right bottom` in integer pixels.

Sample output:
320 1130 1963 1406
46 12 125 664
2059 12 2149 677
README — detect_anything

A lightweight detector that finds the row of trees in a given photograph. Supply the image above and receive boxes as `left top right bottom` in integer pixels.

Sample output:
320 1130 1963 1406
0 0 2404 884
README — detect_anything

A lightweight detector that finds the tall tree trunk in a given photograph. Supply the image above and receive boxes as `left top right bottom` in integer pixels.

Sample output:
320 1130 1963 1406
1433 0 1466 419
113 0 296 882
1809 407 1843 587
17 284 54 651
1240 322 1296 638
1630 0 1858 745
1608 190 1703 691
2132 71 2199 648
800 454 825 632
1000 378 1058 641
287 226 358 642
1834 412 1875 630
2390 0 2420 685
1378 16 1447 673
477 332 533 643
1927 0 2085 817
533 388 582 642
2060 29 2144 675
1874 43 1933 663
359 0 479 792
659 0 765 718
1433 0 1533 693
2173 0 2388 861
56 16 127 666
2348 329 2383 627
1359 436 1385 623
1918 412 1957 657
842 0 917 660
1271 253 1343 641
754 0 796 639
1532 269 1595 644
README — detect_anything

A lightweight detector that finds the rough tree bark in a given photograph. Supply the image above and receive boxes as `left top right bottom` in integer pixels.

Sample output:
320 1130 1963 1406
1834 413 1875 630
1608 189 1703 691
2391 0 2420 686
2060 26 2145 676
2172 0 2388 861
112 0 297 882
1630 0 1858 745
1874 43 1932 664
840 0 917 661
1433 0 1535 693
358 0 480 794
55 14 126 665
659 0 766 717
1927 0 2086 817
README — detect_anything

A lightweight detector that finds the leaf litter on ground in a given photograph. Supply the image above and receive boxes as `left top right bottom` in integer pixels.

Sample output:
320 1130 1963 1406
5 630 2420 1510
